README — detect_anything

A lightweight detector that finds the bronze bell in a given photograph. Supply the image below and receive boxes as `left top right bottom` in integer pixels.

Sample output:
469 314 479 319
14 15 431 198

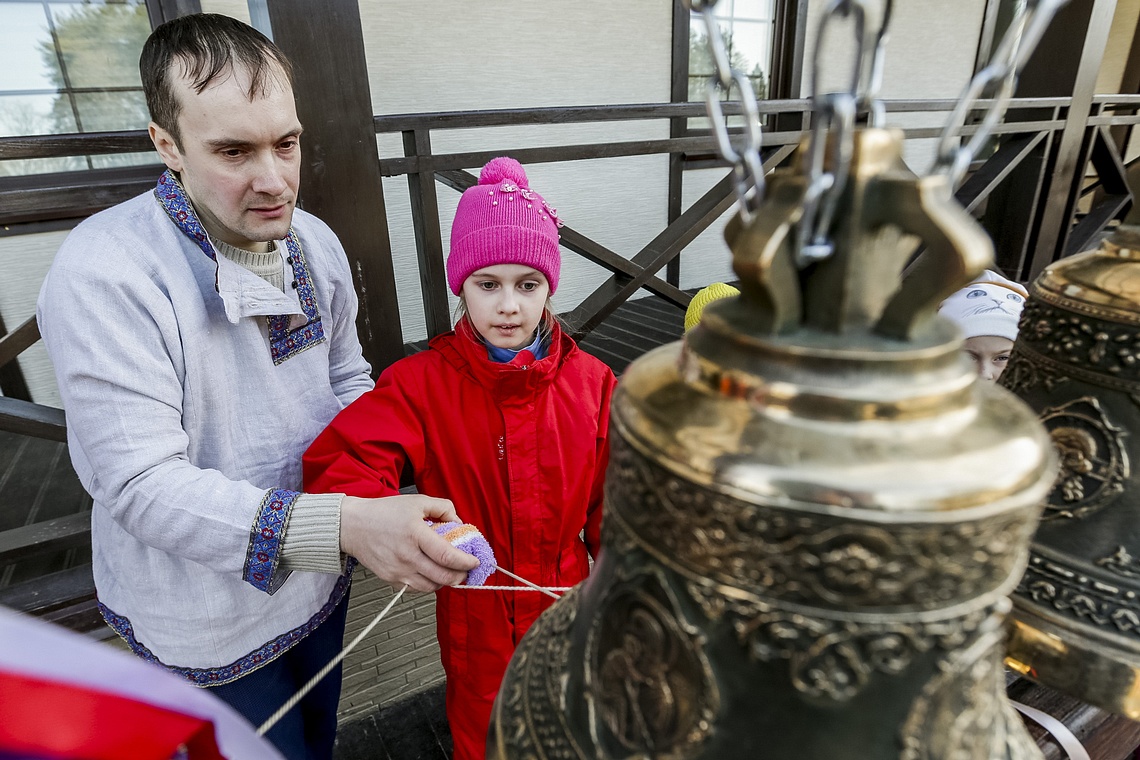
1003 223 1140 719
489 128 1056 759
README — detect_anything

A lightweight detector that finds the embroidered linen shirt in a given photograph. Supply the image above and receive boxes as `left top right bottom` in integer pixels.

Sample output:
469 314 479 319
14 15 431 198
36 176 373 682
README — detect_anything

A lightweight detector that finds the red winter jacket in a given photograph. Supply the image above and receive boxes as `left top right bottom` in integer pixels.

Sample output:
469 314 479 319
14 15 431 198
303 320 615 760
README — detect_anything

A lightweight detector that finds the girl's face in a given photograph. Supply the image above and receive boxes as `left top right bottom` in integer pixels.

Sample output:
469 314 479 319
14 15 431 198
461 264 551 350
964 335 1014 381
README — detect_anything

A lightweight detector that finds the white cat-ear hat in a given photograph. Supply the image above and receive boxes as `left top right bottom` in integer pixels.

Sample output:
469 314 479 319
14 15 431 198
938 270 1028 342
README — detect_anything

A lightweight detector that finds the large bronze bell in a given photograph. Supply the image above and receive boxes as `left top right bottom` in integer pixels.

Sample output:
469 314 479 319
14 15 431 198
1003 223 1140 719
489 127 1056 759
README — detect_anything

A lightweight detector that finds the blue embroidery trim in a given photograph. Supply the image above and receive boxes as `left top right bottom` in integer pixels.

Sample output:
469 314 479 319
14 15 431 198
154 170 214 260
243 488 299 594
268 233 326 365
153 170 327 364
98 561 356 687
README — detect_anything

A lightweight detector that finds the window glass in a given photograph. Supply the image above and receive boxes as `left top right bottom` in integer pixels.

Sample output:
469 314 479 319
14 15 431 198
732 0 774 22
0 3 62 91
688 0 776 122
0 0 155 177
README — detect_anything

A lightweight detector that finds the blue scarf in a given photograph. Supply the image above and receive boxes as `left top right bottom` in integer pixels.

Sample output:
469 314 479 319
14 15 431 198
485 330 547 363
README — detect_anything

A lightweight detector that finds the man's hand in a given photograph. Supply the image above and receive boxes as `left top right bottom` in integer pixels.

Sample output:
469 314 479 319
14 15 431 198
340 494 479 592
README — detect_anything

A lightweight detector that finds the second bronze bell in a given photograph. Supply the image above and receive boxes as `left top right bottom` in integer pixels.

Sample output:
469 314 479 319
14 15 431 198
1004 224 1140 720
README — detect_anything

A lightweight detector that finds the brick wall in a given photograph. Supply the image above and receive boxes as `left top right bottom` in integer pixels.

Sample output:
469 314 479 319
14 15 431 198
337 567 444 724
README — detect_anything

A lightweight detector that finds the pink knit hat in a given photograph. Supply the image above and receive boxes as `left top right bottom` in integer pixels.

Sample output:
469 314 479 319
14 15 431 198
447 157 563 295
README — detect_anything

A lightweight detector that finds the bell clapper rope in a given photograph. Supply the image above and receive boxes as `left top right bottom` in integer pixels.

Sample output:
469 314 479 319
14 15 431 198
255 561 561 735
256 583 408 736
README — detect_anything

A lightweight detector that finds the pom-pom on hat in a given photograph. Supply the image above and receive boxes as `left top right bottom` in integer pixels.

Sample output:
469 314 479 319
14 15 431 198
684 282 740 332
937 270 1028 342
447 157 563 295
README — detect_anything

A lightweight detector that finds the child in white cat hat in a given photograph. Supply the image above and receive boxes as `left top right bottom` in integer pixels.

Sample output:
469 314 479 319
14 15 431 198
938 270 1028 382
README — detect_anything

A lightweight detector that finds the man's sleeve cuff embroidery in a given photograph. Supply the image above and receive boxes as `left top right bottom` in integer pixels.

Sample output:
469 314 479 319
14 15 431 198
243 488 300 594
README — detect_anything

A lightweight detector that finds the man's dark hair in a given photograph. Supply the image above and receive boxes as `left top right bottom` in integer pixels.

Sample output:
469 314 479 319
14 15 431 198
140 13 295 147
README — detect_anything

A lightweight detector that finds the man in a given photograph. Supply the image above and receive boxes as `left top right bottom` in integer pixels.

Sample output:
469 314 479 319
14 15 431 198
36 14 476 759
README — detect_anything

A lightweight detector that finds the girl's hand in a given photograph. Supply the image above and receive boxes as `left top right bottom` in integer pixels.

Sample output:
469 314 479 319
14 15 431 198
340 494 479 592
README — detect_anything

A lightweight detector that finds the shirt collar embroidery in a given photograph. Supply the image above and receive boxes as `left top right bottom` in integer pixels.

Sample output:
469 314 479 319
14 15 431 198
153 170 327 365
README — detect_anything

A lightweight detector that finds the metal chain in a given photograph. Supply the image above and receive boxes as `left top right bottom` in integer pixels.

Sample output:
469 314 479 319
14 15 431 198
932 0 1068 188
685 0 766 223
798 0 889 266
858 0 892 128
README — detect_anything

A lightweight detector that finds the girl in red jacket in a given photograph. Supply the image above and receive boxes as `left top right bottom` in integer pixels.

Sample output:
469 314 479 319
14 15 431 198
303 157 616 760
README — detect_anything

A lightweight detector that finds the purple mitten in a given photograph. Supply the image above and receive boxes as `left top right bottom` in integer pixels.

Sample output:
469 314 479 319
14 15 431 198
432 522 497 586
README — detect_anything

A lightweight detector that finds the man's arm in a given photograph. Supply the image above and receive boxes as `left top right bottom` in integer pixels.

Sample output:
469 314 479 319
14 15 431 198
306 216 373 407
38 250 281 587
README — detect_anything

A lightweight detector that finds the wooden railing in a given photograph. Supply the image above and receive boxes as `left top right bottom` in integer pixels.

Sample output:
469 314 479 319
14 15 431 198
374 95 1136 343
0 95 1136 629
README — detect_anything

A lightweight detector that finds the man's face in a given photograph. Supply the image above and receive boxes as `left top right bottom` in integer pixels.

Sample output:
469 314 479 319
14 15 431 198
149 64 302 252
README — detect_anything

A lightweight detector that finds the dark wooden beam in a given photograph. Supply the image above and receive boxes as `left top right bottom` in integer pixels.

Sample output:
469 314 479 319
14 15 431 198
267 0 404 373
563 172 737 339
958 131 1047 213
379 120 1062 179
770 0 810 101
0 316 41 372
0 565 94 617
1023 0 1119 279
559 228 691 309
1008 676 1140 758
0 512 90 566
0 218 84 238
667 0 690 287
143 0 201 27
0 130 152 160
403 130 452 339
0 397 67 443
0 312 31 402
0 165 163 226
373 102 775 133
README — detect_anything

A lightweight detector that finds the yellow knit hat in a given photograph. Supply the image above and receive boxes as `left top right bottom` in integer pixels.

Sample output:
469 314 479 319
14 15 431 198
684 283 740 332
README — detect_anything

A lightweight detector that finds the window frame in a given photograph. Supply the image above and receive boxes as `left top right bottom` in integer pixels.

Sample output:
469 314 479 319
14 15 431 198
0 0 201 230
671 0 807 143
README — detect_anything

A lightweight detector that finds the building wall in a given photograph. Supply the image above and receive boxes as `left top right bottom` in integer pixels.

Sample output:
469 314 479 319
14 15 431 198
1096 0 1140 165
801 0 988 173
0 230 68 409
1096 0 1140 96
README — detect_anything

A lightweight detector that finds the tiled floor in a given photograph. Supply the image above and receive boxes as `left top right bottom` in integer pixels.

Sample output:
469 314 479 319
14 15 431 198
335 684 452 760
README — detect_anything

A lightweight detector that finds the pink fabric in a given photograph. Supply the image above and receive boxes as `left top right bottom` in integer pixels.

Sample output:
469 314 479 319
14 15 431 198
447 156 562 294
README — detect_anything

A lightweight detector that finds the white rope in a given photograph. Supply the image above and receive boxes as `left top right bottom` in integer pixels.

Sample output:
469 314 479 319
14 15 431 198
254 562 565 733
256 584 408 736
1011 700 1091 760
488 566 564 599
255 564 566 736
461 584 572 593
